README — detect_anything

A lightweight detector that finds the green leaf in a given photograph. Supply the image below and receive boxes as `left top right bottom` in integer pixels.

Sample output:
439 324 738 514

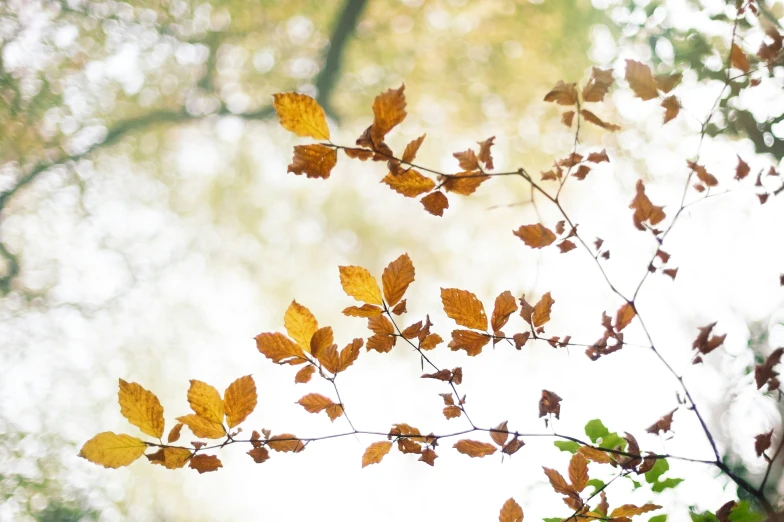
629 478 642 489
649 516 667 522
690 510 718 522
544 518 563 522
587 478 605 492
598 432 626 451
729 501 765 522
645 459 669 483
584 419 609 442
652 477 683 492
554 440 580 453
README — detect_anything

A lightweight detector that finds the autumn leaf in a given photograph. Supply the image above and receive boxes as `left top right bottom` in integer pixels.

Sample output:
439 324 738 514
578 446 612 464
609 504 661 517
255 332 306 364
453 439 497 457
646 409 676 435
419 448 438 466
310 326 334 358
514 224 556 248
273 92 330 140
342 304 383 317
491 291 518 333
248 447 270 464
582 67 614 102
118 379 165 439
146 447 192 469
187 380 224 424
544 80 579 105
736 156 750 180
371 85 407 145
453 149 480 171
502 437 525 455
587 150 610 163
491 421 510 447
662 96 679 124
755 430 773 457
581 109 621 131
79 432 147 469
381 169 435 198
755 348 784 390
297 393 342 422
442 171 489 195
688 161 718 187
189 454 222 474
439 289 487 331
362 441 393 467
449 329 490 356
561 111 575 127
339 265 383 306
731 43 751 72
382 254 415 307
420 333 444 350
167 423 183 443
477 136 495 170
625 60 659 100
655 72 682 93
499 498 524 522
615 303 636 332
367 334 395 353
532 292 555 328
284 300 318 353
421 191 449 216
267 434 306 453
569 453 589 492
295 365 315 384
443 406 462 419
402 134 426 163
288 144 338 179
629 179 666 231
337 338 363 372
542 467 575 496
539 389 562 419
176 414 225 439
692 322 726 356
224 375 257 428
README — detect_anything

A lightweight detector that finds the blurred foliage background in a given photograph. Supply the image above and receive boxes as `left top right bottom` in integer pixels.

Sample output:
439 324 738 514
2 0 784 520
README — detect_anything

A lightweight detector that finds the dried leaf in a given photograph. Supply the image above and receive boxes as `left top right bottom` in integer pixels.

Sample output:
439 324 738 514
558 240 577 253
176 414 225 439
491 421 510 447
189 454 222 474
382 169 435 198
167 423 183 443
755 348 784 390
255 332 306 364
499 498 524 522
477 136 495 169
569 453 590 492
609 504 661 517
391 300 408 315
402 134 426 163
79 432 147 469
420 333 444 350
688 161 719 187
572 165 591 180
362 441 393 467
581 109 621 131
224 375 257 428
453 439 497 457
443 406 462 419
514 224 557 248
298 393 337 417
582 67 615 102
532 292 555 328
692 322 726 356
421 191 449 216
578 446 612 464
339 265 383 306
662 96 679 124
422 369 452 381
735 156 750 180
502 437 525 455
419 448 438 466
453 149 480 171
147 447 192 469
731 43 751 73
317 344 339 374
543 467 575 496
544 81 579 105
310 326 334 358
646 409 676 435
587 150 610 163
629 179 666 231
367 334 395 353
248 447 270 464
615 303 636 332
655 73 682 93
382 254 416 307
442 171 489 195
288 144 337 179
344 147 374 160
449 329 491 356
342 304 383 317
441 288 488 330
371 85 407 145
491 291 518 332
539 389 562 419
284 300 319 353
513 332 531 349
625 60 659 101
118 379 165 439
273 92 330 140
267 434 306 453
338 338 363 372
561 111 576 127
755 430 774 457
295 365 315 384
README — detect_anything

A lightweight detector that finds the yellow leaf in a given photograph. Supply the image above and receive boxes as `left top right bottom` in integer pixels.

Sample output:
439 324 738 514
255 332 306 364
453 439 497 457
615 303 636 332
187 380 224 424
371 84 407 145
544 80 579 105
189 454 222 474
273 92 330 140
610 504 662 517
288 144 337 179
118 379 165 439
499 498 524 522
318 343 340 374
569 453 590 493
440 288 488 330
420 333 443 350
381 169 435 198
147 447 192 469
382 253 415 307
339 265 383 305
79 432 147 468
342 304 384 317
284 300 319 353
362 441 393 467
625 60 659 100
578 446 612 464
224 375 257 428
176 414 225 439
513 224 556 249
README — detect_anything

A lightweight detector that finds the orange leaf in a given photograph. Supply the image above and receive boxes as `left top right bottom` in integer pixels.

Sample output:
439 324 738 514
367 334 395 353
453 439 497 457
421 191 449 216
514 224 556 248
381 169 435 197
499 498 524 522
310 326 334 358
544 80 579 105
284 300 318 353
317 343 339 374
255 332 306 364
609 504 661 517
338 338 363 372
167 423 183 443
453 149 480 171
731 43 751 73
491 291 518 332
491 421 510 447
362 441 393 467
582 67 614 102
267 434 305 452
272 92 330 140
615 303 636 332
382 254 416 306
342 304 383 317
578 446 612 464
569 453 590 493
419 448 438 466
402 134 426 163
371 85 407 145
543 467 576 496
655 73 682 93
189 454 222 474
288 144 338 179
294 365 315 384
662 96 679 124
420 333 443 350
625 60 659 100
339 265 383 305
443 405 462 419
477 136 495 170
248 447 270 464
532 292 555 328
448 329 490 356
688 161 719 187
646 408 677 435
147 447 192 469
629 179 666 231
224 375 257 428
297 393 336 415
367 315 395 335
442 171 489 195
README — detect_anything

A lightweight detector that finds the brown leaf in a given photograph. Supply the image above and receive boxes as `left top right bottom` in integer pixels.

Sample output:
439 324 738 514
569 453 590 493
755 430 773 457
325 404 344 421
543 467 576 496
662 96 680 124
502 437 525 455
587 150 610 163
371 85 406 145
755 348 784 390
338 338 363 372
629 179 666 231
717 500 738 522
441 288 488 330
367 334 395 353
544 80 579 105
561 111 575 127
420 333 444 350
491 291 518 332
453 149 480 171
663 268 678 280
449 329 491 356
401 321 422 339
317 344 339 374
735 156 750 180
692 322 726 355
383 253 416 307
344 147 374 161
248 447 270 464
267 434 305 453
189 454 222 474
453 439 497 457
419 448 438 466
646 408 677 434
731 43 751 73
421 369 452 381
499 498 524 522
625 60 659 100
288 144 338 179
362 441 393 467
578 446 612 464
539 389 562 419
514 224 557 248
368 315 395 335
513 332 531 349
295 365 316 384
558 240 577 253
572 165 591 180
309 326 334 358
688 161 719 187
255 332 306 364
491 421 510 447
391 299 407 315
402 134 426 163
381 169 435 198
224 375 257 428
581 109 621 131
167 423 183 443
297 393 336 416
610 504 661 517
582 67 615 102
442 171 489 195
477 136 495 170
615 303 636 332
532 292 555 328
421 191 449 216
443 406 462 419
655 73 682 93
452 367 463 385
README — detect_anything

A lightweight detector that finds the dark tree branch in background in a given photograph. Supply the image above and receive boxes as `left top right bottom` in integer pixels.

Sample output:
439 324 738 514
0 1 367 295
